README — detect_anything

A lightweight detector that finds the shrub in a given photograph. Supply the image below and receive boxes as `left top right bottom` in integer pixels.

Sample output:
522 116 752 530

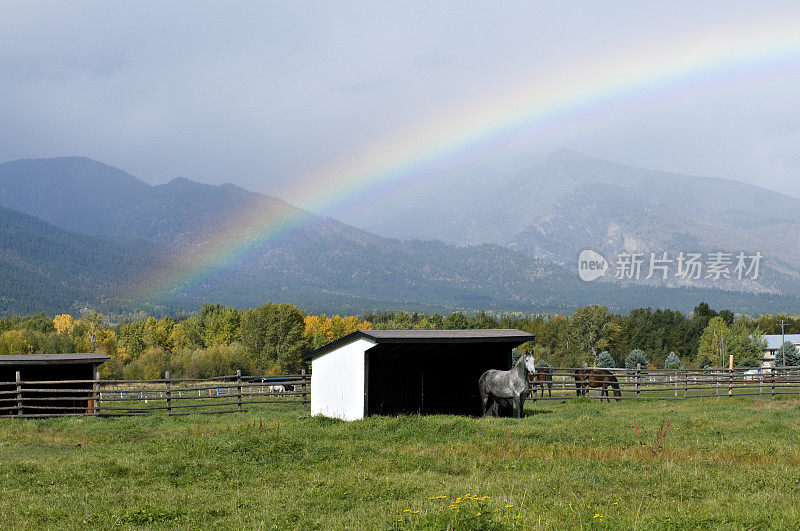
664 352 682 370
737 357 760 368
625 349 649 370
597 350 616 368
123 361 144 380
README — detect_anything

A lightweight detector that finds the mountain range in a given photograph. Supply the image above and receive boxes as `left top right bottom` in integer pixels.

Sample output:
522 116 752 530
339 150 800 294
1 154 799 317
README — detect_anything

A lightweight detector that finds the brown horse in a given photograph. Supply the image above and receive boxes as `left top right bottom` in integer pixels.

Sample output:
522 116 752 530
574 369 621 402
529 369 553 397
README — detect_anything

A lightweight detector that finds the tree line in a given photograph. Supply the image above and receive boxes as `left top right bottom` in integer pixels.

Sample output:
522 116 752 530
1 301 798 379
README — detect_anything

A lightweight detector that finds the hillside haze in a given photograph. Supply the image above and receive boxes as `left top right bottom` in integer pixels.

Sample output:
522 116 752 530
1 155 799 316
0 205 164 315
0 157 151 236
340 151 800 293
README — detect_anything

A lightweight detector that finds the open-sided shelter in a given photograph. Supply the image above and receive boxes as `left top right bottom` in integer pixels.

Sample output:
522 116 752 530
0 353 110 416
304 329 534 420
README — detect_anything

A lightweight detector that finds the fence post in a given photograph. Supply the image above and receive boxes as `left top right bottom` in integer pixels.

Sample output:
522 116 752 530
93 369 101 415
301 369 308 406
236 370 242 412
635 364 641 399
771 367 776 399
15 370 23 417
165 371 172 415
728 355 734 398
684 369 688 399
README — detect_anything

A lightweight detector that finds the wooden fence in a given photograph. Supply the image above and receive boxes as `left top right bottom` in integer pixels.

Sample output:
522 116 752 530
0 370 310 418
5 363 800 418
528 364 800 401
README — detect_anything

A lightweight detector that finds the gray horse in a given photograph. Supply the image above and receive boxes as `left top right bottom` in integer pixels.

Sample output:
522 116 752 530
478 354 536 418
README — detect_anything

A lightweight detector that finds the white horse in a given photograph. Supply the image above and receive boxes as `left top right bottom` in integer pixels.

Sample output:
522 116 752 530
267 385 285 393
478 355 536 418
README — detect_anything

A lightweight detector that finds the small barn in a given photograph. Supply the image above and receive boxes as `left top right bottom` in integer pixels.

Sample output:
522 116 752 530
304 329 534 420
0 353 110 416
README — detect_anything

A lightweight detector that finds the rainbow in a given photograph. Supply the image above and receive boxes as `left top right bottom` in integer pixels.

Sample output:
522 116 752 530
137 21 800 308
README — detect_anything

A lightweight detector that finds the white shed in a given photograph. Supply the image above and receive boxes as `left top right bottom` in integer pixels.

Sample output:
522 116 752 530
304 329 534 420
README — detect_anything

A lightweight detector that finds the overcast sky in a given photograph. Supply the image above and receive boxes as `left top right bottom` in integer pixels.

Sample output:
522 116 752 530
1 1 799 207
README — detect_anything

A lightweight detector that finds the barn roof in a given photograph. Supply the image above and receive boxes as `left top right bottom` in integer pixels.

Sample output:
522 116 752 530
0 353 111 366
304 329 534 360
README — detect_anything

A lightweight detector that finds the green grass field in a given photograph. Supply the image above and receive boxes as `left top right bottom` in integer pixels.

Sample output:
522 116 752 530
2 397 800 529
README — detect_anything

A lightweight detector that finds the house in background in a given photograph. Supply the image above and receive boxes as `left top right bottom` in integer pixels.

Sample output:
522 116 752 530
760 334 800 368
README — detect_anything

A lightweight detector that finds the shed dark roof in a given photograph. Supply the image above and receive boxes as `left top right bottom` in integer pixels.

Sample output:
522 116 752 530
304 329 534 360
0 353 111 366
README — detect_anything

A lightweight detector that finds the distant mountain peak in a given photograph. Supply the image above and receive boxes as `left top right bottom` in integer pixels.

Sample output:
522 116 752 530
546 148 587 162
6 155 146 176
0 156 151 235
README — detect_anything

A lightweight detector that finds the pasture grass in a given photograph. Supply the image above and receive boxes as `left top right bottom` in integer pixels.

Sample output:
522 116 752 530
2 397 800 529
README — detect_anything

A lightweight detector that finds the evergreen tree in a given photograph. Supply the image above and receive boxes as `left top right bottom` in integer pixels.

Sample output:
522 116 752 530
597 350 616 368
774 341 800 367
664 351 682 369
625 349 649 370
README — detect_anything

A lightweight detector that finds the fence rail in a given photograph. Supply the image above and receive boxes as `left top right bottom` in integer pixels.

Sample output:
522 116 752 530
528 363 800 401
0 370 310 418
5 364 800 418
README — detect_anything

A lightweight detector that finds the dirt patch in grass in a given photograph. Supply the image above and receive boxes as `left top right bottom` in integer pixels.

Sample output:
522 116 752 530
748 398 800 410
404 439 800 467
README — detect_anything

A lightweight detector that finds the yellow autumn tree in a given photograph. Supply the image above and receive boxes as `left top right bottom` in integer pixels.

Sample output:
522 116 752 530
53 314 75 335
0 330 31 355
304 314 372 350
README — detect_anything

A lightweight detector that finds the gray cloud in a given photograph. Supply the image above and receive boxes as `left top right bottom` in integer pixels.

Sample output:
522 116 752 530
0 1 799 206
